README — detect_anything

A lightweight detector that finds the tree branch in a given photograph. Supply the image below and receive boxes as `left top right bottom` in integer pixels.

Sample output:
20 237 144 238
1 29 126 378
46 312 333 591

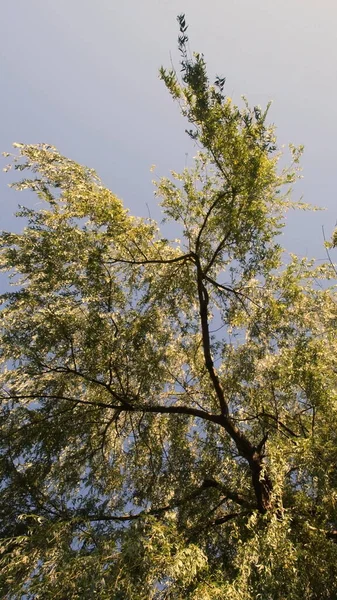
202 478 254 509
107 253 194 267
0 393 224 427
193 257 256 456
259 411 301 438
195 190 229 254
193 256 273 512
84 481 251 524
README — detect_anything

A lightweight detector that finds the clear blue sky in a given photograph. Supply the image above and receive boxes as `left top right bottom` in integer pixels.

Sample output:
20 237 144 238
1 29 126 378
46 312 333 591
1 0 336 262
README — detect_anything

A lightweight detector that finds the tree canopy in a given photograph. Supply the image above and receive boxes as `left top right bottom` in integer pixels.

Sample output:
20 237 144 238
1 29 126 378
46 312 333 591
1 15 337 600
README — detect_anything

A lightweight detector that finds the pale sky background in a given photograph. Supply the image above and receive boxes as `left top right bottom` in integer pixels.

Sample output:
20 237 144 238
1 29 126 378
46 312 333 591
1 0 337 270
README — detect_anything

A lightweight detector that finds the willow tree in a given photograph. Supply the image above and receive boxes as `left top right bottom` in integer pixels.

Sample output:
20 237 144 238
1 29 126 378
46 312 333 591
1 16 337 600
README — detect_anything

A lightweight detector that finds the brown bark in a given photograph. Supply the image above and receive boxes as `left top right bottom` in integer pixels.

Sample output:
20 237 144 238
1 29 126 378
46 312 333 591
194 254 273 513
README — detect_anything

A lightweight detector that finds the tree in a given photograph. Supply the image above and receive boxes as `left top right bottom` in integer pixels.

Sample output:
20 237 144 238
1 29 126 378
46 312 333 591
1 15 337 599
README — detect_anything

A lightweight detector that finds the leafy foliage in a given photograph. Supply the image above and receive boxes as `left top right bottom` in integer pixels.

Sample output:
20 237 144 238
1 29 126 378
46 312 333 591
1 16 337 599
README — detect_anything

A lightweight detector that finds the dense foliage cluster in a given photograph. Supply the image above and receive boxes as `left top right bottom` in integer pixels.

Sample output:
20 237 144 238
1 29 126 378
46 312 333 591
1 16 337 599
